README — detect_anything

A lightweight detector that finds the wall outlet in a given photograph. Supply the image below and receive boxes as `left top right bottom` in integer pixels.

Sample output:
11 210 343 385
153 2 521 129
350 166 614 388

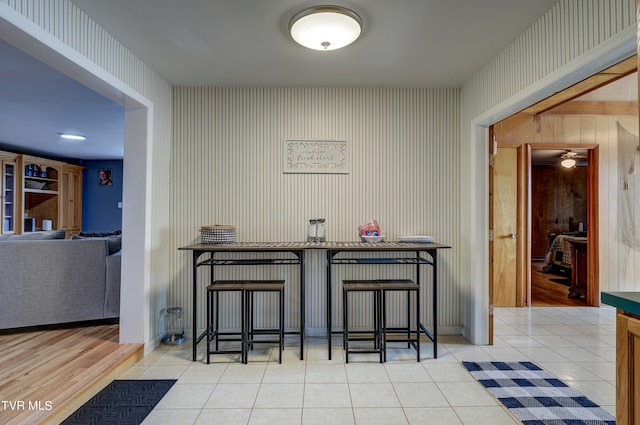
117 202 123 209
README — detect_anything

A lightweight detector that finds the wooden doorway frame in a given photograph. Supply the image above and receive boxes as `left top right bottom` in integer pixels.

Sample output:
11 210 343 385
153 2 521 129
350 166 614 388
488 135 526 345
525 144 600 307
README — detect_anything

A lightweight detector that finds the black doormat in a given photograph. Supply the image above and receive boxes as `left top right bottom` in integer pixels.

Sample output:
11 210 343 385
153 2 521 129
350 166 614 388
61 379 176 425
549 278 571 286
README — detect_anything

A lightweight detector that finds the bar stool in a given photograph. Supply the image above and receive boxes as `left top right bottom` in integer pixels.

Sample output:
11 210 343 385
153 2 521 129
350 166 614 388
342 280 383 363
377 279 420 362
243 280 285 364
206 280 245 364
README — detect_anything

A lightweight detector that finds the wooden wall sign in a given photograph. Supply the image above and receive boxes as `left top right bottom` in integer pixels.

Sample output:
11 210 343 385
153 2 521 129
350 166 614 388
283 139 349 174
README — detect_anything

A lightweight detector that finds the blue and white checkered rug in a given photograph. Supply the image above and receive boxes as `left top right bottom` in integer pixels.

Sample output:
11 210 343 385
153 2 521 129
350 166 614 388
463 361 615 425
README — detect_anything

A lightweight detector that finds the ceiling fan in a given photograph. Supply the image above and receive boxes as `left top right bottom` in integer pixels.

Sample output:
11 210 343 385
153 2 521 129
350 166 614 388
560 150 587 168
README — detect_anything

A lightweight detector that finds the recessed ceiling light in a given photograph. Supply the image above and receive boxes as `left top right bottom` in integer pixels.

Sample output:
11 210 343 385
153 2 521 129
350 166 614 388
59 133 86 141
289 5 362 51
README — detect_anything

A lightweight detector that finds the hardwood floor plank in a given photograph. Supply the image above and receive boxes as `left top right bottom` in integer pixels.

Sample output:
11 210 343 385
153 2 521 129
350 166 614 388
0 324 143 425
531 262 588 307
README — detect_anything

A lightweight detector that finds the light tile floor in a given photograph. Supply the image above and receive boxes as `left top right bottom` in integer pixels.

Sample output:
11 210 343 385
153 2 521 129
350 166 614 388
119 306 617 425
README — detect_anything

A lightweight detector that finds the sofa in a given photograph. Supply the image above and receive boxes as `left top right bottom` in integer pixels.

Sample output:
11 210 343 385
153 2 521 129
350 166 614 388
0 230 121 330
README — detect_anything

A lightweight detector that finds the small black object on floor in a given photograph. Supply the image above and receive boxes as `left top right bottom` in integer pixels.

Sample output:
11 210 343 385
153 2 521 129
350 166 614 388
61 379 176 425
549 278 571 286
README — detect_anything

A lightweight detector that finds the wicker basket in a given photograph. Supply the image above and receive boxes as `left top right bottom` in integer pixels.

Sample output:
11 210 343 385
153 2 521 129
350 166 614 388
200 225 236 244
25 180 47 190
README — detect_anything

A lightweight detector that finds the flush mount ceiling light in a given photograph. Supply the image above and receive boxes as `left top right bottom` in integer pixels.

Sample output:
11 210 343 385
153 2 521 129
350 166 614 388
289 5 362 51
59 133 86 141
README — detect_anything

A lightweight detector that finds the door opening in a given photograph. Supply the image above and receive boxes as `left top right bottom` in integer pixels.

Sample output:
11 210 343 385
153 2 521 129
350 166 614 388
528 145 597 307
488 59 636 325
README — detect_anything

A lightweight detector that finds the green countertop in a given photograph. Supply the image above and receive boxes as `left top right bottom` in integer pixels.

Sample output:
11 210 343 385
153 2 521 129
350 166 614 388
601 292 640 316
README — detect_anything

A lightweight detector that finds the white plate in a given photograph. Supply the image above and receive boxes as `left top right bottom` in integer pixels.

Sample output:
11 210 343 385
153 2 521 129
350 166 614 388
398 235 434 243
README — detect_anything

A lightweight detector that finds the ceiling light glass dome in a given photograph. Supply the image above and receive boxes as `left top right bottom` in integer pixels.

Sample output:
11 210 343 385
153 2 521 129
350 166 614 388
289 6 362 51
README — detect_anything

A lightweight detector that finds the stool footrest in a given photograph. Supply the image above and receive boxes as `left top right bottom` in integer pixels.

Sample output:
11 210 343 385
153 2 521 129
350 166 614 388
346 349 385 354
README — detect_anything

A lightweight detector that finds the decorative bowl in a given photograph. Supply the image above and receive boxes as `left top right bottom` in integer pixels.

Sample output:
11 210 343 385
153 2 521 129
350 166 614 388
361 235 384 243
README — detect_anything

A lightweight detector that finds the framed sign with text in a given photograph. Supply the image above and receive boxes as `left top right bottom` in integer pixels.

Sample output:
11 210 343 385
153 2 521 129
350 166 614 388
283 139 349 174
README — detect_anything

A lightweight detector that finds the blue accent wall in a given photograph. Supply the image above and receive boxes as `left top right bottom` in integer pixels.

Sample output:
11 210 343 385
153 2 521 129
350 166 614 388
82 160 123 233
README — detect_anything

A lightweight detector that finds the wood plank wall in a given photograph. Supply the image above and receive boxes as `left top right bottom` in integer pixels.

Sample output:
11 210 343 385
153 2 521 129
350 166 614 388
493 113 640 291
531 165 588 256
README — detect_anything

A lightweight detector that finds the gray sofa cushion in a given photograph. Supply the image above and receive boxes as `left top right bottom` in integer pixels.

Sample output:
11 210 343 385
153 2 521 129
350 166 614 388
71 234 121 254
105 251 122 318
0 239 108 329
79 230 121 237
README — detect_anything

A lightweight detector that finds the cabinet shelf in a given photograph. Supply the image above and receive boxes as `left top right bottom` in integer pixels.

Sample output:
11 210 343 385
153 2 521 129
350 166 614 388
24 189 58 195
24 176 57 183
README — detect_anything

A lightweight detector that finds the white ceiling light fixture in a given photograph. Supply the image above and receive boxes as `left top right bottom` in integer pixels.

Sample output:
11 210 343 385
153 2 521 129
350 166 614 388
59 133 86 141
289 5 363 51
560 151 578 168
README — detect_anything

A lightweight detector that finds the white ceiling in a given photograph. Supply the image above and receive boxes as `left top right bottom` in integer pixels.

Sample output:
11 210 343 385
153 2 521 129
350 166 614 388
531 149 589 167
0 39 125 160
70 0 561 88
5 0 635 161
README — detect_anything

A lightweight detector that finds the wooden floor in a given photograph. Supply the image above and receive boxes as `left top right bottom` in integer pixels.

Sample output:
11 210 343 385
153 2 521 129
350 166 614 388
0 323 143 425
531 262 588 307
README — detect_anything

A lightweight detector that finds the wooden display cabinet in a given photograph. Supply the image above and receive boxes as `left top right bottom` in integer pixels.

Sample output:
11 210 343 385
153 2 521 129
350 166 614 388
21 155 63 232
61 164 84 235
0 150 84 235
0 151 19 234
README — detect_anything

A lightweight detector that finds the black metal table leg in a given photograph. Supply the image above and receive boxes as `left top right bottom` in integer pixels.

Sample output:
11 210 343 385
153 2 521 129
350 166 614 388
299 250 305 360
326 249 333 360
192 251 198 361
432 250 438 359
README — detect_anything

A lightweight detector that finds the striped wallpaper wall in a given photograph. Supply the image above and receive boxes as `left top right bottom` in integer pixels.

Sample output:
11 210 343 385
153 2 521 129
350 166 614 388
2 0 173 345
463 0 636 118
170 87 461 335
